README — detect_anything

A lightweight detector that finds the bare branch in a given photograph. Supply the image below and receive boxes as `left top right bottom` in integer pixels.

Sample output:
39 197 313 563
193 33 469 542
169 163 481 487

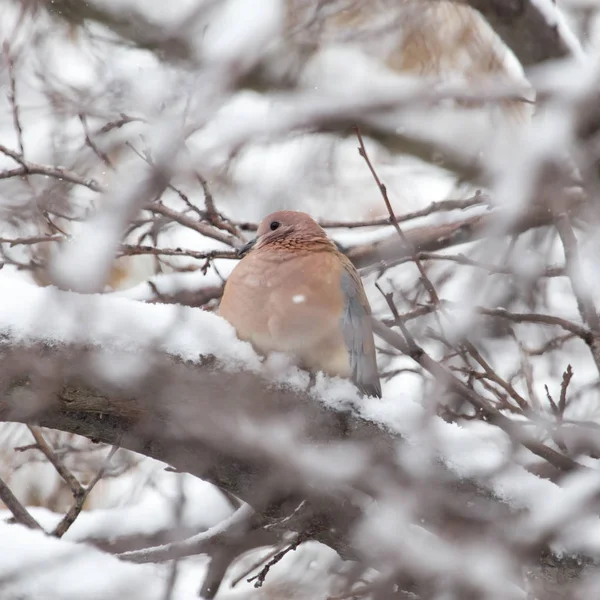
0 144 104 192
348 187 586 268
451 0 580 66
53 445 119 538
367 251 565 278
119 245 237 261
27 426 84 497
355 126 441 307
370 319 581 472
0 475 42 531
559 364 574 417
235 195 487 232
3 42 25 157
248 533 305 589
0 236 64 247
476 307 592 340
145 203 240 249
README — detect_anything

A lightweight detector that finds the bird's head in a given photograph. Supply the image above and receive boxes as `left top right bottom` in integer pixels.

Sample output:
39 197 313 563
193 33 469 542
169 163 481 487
237 211 330 257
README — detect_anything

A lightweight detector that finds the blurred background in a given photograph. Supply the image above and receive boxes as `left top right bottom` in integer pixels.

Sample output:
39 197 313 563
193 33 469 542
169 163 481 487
1 1 600 599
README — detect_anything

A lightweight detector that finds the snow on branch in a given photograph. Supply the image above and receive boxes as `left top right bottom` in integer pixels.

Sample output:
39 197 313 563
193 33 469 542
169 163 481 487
456 0 583 66
0 281 599 598
4 1 600 598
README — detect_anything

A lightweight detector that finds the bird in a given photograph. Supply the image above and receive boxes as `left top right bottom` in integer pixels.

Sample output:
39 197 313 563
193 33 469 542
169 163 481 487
219 210 381 398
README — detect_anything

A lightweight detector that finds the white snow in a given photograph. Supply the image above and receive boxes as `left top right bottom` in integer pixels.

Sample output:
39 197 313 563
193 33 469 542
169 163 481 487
0 522 183 600
0 277 259 372
530 0 586 60
0 0 598 597
0 274 592 558
0 276 597 562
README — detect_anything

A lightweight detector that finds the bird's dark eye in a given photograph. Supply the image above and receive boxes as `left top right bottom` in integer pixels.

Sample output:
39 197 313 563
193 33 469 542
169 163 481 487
270 221 280 231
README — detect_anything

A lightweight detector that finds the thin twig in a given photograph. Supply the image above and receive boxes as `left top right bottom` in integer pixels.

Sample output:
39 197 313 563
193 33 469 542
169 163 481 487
0 235 64 246
380 304 439 326
362 252 565 279
462 342 529 412
195 172 243 239
544 365 574 453
146 202 239 248
53 445 119 538
248 533 306 589
476 307 592 340
79 114 114 169
119 504 257 563
230 534 296 588
371 319 582 473
554 211 600 375
545 384 559 416
197 172 217 216
558 364 574 418
346 186 586 270
126 142 199 214
28 426 83 496
4 42 25 156
129 142 243 241
513 332 542 411
0 144 104 192
355 129 534 420
97 114 145 134
555 213 600 330
161 475 185 600
234 196 487 232
355 126 441 306
0 475 42 530
526 333 575 356
119 244 237 261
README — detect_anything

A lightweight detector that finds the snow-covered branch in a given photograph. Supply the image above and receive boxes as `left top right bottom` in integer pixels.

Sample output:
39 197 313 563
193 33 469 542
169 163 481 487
0 282 598 598
455 0 582 65
4 1 600 597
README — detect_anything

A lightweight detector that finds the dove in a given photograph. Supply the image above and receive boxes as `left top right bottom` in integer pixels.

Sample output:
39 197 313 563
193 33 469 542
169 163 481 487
219 211 381 397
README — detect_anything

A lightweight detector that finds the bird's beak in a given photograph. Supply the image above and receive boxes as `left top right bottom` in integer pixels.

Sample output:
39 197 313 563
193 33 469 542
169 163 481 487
237 237 257 258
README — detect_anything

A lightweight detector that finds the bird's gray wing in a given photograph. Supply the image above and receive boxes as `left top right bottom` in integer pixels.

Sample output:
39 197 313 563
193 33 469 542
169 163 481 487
340 268 382 398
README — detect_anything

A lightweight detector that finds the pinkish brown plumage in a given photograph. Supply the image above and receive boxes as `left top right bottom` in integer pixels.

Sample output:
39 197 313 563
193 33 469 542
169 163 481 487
219 211 381 397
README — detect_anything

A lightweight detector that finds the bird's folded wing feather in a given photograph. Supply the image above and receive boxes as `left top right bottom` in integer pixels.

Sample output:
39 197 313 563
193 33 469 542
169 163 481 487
340 265 382 398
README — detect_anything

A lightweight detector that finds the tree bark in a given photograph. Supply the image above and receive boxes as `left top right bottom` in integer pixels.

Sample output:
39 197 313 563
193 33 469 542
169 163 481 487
451 0 577 66
0 337 597 598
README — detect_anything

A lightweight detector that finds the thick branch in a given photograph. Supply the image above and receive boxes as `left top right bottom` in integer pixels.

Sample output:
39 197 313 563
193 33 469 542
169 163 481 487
450 0 578 66
0 341 386 559
348 187 585 268
0 327 595 596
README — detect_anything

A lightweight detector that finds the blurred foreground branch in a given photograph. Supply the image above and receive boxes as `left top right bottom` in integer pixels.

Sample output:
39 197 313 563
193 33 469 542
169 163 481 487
348 186 585 268
454 0 579 66
0 314 597 597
